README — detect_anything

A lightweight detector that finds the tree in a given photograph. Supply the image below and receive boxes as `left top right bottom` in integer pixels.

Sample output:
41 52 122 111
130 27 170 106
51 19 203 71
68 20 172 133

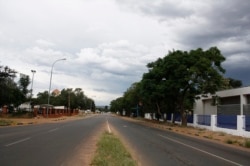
227 78 242 88
140 68 166 119
35 91 49 105
110 97 125 114
123 82 142 116
141 47 226 125
18 74 30 99
0 66 28 107
0 66 16 106
35 88 90 110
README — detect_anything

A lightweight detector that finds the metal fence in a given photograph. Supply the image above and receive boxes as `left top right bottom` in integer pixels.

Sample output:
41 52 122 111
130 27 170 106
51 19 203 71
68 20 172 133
197 115 211 126
243 104 250 115
174 112 181 122
246 116 250 131
217 104 240 115
187 114 193 123
167 113 172 121
217 115 237 129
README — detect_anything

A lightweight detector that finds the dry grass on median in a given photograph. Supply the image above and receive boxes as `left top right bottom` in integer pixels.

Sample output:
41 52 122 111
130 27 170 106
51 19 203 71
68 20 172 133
91 131 137 166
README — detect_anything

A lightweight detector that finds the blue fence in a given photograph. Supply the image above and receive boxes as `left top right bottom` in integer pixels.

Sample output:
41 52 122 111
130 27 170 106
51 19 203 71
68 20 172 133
174 113 181 122
197 115 211 126
187 114 193 123
167 113 172 121
166 113 193 123
217 115 237 129
246 116 250 131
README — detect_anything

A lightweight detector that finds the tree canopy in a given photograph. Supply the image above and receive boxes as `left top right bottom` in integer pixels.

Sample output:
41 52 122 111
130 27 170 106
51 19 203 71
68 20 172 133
0 65 96 112
34 88 95 110
110 47 242 126
0 66 30 108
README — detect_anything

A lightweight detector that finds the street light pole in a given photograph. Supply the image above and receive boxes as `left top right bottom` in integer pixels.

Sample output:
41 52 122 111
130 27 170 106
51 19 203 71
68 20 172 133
30 70 36 111
47 58 66 117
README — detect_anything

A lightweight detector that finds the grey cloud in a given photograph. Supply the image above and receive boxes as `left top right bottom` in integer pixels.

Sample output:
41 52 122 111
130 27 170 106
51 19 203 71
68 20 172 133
2 0 250 105
140 1 193 19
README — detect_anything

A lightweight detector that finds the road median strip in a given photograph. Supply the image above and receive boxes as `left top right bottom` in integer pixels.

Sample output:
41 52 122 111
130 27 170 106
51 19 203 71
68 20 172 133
91 131 137 166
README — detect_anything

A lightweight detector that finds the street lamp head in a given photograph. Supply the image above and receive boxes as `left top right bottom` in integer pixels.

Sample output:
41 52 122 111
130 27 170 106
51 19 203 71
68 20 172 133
31 70 36 73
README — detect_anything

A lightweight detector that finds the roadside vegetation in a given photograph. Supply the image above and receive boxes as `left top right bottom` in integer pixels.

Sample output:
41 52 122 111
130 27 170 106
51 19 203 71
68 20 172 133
91 132 137 166
0 119 13 126
0 65 101 114
110 47 242 126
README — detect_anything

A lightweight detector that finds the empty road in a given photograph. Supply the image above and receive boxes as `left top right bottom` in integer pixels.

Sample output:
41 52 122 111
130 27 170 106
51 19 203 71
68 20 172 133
0 115 105 166
1 114 250 166
107 115 250 166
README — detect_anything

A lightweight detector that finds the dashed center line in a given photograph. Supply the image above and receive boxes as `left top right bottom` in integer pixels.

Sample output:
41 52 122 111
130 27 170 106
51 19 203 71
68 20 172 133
5 137 31 147
48 128 58 133
106 119 112 133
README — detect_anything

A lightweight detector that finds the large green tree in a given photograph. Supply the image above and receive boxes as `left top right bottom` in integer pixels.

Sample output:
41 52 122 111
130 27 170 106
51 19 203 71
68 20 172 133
141 47 226 125
110 82 142 116
110 97 124 114
0 66 29 107
18 74 30 98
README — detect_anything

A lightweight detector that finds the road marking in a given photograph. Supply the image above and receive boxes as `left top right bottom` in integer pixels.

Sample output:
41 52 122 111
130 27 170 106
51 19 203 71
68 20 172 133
106 119 112 133
5 137 31 147
48 128 58 133
158 134 242 166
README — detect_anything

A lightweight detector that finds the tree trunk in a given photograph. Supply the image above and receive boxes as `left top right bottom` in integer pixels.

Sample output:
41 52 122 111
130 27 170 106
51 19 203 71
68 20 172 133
172 113 176 124
180 101 187 126
181 110 187 126
156 102 162 121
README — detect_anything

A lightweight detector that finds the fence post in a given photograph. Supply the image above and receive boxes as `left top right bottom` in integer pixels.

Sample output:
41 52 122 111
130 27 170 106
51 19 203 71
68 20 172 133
193 114 197 127
237 115 245 135
171 113 174 123
211 115 217 131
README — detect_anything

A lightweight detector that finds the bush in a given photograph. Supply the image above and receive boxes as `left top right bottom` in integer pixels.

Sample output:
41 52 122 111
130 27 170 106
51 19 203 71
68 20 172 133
245 139 250 148
11 111 33 118
0 119 13 126
226 139 233 144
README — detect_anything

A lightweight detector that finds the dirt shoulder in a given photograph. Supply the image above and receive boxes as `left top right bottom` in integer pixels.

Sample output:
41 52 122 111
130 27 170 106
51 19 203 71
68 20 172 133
0 114 95 126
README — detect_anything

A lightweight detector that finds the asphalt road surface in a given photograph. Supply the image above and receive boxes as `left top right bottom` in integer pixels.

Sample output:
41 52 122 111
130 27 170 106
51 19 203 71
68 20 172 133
1 114 250 166
0 115 106 166
107 115 250 166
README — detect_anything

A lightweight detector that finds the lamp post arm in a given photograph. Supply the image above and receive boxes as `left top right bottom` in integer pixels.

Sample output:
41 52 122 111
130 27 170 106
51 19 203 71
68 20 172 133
47 58 66 106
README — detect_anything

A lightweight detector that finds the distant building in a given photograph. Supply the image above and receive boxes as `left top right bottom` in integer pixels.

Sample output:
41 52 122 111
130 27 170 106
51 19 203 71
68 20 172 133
18 102 32 111
52 89 61 96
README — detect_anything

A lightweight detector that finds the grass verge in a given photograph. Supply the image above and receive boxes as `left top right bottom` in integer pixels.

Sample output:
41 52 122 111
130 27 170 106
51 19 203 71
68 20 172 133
91 132 137 166
0 119 13 126
245 139 250 148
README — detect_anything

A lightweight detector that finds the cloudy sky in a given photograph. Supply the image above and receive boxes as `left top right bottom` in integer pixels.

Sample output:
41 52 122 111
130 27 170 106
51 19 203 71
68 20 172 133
1 0 250 106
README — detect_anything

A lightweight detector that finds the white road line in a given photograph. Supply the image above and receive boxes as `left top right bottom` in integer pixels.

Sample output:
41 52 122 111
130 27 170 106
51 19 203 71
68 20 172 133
158 134 242 166
48 128 58 133
5 137 31 147
106 119 112 133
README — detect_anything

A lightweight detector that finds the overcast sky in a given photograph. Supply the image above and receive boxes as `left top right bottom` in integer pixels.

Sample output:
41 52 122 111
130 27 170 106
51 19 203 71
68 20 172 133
1 0 250 106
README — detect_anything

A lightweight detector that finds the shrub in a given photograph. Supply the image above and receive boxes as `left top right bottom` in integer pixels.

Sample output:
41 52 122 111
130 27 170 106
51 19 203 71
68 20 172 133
245 139 250 148
226 139 233 144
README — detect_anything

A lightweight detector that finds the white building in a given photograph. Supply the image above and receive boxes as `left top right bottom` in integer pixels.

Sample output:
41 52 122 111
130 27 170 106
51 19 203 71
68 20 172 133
193 86 250 137
194 86 250 115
